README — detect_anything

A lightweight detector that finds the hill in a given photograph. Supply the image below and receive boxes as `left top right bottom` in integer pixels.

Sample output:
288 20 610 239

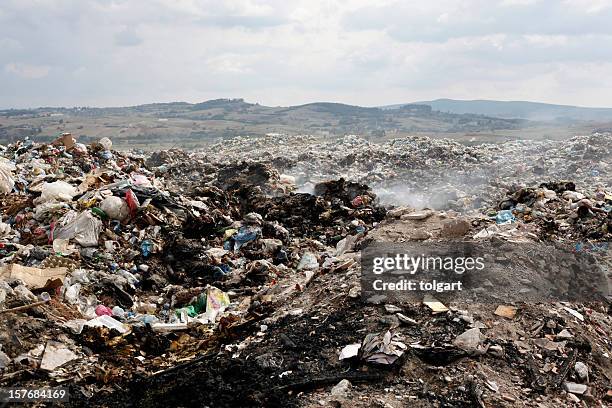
386 99 612 121
0 99 534 149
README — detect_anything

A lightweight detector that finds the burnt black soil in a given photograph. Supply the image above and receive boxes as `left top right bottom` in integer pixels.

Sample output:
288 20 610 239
73 304 392 408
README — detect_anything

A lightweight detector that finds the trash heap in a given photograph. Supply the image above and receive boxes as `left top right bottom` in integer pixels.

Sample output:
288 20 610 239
0 132 610 407
195 132 611 212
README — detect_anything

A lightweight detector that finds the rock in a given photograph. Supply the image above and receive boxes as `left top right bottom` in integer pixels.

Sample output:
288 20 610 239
564 382 587 395
401 211 432 220
348 286 360 298
567 393 581 403
331 379 352 398
440 219 471 237
556 329 573 340
488 344 504 358
409 230 432 240
501 394 516 402
0 350 10 369
387 207 412 218
485 380 499 392
574 362 589 382
453 328 483 352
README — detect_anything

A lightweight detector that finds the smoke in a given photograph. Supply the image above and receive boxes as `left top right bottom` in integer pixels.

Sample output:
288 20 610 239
373 167 495 210
375 185 443 209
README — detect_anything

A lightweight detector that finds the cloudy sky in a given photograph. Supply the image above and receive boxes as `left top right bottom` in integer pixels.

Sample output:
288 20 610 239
1 0 612 108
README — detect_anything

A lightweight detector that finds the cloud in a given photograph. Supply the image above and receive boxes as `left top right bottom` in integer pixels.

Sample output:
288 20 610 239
0 0 611 108
343 0 612 42
114 29 143 47
4 62 50 79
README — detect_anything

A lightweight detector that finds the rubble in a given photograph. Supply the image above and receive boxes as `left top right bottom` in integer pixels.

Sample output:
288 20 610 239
0 132 609 407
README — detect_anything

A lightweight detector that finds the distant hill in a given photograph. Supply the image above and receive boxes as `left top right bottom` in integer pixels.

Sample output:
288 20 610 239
383 99 612 122
0 99 532 148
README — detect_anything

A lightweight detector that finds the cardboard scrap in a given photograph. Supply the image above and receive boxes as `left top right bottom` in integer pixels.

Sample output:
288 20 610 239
423 294 449 313
53 133 76 150
494 305 518 319
0 264 67 289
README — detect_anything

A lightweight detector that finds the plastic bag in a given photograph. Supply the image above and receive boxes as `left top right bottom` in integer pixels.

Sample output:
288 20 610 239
495 210 516 225
130 174 152 187
297 252 319 270
100 196 130 221
0 217 11 237
98 137 112 150
0 158 15 194
34 202 70 222
203 286 230 323
36 181 78 204
54 211 102 247
125 189 140 216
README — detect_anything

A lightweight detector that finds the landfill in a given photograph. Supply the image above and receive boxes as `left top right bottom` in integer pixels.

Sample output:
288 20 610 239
0 132 610 407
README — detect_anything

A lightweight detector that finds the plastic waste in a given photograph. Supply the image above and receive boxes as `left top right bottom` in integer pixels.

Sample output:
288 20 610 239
54 211 103 247
203 286 230 323
0 217 11 237
63 319 87 335
98 137 112 150
230 226 261 250
130 174 152 187
63 283 81 304
36 181 78 204
53 238 77 255
85 315 129 334
40 341 78 371
495 210 516 225
0 158 15 194
95 305 113 316
100 196 130 221
0 264 67 289
141 240 153 257
90 207 108 219
297 252 319 270
111 306 125 319
0 172 14 194
125 189 140 216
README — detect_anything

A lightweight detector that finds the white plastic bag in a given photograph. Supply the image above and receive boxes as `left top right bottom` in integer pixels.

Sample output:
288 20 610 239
98 137 112 150
54 211 102 247
36 181 78 204
100 196 130 221
0 158 15 194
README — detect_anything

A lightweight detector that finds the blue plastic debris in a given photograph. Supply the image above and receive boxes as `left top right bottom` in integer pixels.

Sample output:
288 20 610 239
495 210 515 224
141 239 153 257
226 226 261 251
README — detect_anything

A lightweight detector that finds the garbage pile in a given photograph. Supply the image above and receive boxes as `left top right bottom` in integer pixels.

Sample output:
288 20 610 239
195 132 611 213
0 132 609 407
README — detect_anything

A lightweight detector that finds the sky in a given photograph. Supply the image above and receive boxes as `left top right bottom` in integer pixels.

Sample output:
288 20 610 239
2 0 612 108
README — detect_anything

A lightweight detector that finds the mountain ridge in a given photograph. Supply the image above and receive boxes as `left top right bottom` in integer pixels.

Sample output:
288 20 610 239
383 98 612 121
